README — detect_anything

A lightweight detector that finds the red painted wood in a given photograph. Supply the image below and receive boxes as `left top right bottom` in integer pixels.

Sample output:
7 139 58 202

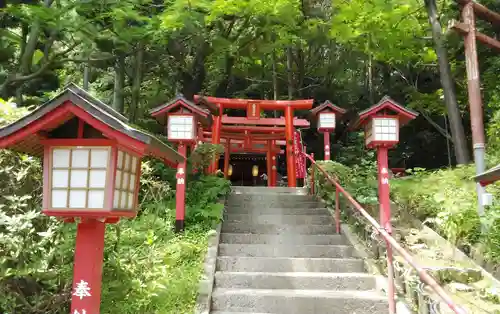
175 144 187 231
222 116 310 127
266 140 272 187
0 102 73 149
77 119 84 138
43 146 50 210
210 111 222 173
376 146 396 313
221 125 285 133
224 140 230 178
285 106 296 187
106 147 118 210
194 95 314 110
40 139 115 146
247 103 260 120
324 132 331 160
70 219 106 314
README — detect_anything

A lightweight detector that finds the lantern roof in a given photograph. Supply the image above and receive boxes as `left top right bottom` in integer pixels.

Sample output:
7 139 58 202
149 94 212 126
474 164 500 187
349 96 419 130
0 83 183 164
309 100 347 117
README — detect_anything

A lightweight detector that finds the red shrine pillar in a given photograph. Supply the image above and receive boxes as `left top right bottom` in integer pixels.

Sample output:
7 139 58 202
210 105 223 173
224 139 231 178
324 132 331 160
70 219 106 314
175 144 187 232
285 106 297 187
271 140 277 187
266 140 273 187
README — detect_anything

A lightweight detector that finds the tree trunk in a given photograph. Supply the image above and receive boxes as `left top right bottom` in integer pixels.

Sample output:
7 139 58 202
113 54 126 113
286 47 294 100
424 0 470 164
129 43 144 123
272 47 279 116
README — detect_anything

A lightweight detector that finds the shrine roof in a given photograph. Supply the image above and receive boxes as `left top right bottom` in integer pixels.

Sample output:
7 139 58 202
474 164 500 187
150 94 212 126
309 100 347 117
0 83 182 164
350 96 419 130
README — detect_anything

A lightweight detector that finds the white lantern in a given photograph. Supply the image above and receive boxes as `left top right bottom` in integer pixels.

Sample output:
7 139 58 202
48 146 140 213
318 112 336 131
364 117 399 146
167 115 195 141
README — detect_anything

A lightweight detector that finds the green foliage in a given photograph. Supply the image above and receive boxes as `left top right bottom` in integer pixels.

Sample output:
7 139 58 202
189 143 224 173
391 165 500 263
310 152 378 208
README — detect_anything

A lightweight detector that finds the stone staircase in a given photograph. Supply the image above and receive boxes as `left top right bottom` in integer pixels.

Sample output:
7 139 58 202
210 186 388 314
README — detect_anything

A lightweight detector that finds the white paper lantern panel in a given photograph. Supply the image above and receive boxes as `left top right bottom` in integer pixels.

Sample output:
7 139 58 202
318 113 336 129
168 115 194 140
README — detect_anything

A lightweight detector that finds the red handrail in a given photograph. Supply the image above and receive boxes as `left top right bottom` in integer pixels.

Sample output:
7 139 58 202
303 152 467 314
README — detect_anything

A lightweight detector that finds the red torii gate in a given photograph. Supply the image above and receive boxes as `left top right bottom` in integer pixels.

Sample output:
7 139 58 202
194 95 313 187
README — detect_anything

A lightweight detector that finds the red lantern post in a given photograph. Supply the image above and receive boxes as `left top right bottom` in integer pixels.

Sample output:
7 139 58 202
351 96 418 314
308 101 347 160
0 84 183 314
150 95 212 232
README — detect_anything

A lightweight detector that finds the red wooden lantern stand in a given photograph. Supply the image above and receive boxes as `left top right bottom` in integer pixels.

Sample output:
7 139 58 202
351 96 418 314
0 84 183 314
309 100 347 161
150 95 212 232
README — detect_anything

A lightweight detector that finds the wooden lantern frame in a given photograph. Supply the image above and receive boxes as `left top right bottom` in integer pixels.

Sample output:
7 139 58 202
309 100 347 133
350 96 418 149
150 95 212 144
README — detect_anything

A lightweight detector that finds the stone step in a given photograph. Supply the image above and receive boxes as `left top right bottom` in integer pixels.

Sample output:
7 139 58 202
228 194 315 202
211 311 273 314
225 207 329 215
221 222 336 235
214 272 377 291
224 213 332 225
211 288 388 313
216 256 365 273
231 186 308 195
228 200 321 208
218 243 357 258
220 233 345 245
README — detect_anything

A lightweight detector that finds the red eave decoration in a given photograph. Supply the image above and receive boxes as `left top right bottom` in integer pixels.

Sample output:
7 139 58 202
309 100 347 117
0 83 183 165
350 96 419 130
150 95 212 127
194 95 314 110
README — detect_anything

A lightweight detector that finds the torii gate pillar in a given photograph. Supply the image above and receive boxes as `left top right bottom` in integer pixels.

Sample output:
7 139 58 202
285 106 297 187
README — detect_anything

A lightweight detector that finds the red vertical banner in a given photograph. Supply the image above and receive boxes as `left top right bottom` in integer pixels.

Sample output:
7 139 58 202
294 130 306 179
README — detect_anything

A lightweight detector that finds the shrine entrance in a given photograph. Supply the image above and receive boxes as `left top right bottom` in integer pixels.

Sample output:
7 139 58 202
193 95 313 187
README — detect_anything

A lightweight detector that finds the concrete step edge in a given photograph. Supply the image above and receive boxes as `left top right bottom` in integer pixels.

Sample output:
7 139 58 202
218 243 351 248
219 233 342 237
214 271 374 279
212 288 386 300
216 256 362 262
